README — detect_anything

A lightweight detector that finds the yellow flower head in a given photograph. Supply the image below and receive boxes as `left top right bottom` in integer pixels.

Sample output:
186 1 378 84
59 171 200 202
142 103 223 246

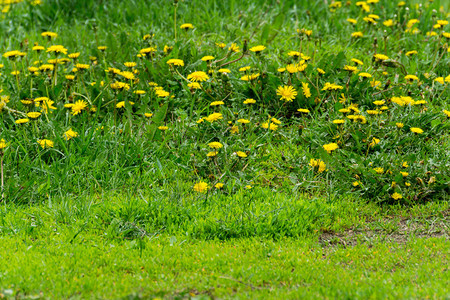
201 55 215 62
38 139 54 149
405 75 419 81
15 118 30 124
180 23 194 30
261 122 278 131
358 72 372 78
46 45 68 55
391 192 402 200
249 45 266 53
27 112 42 119
351 32 364 38
210 101 224 106
71 100 88 116
323 143 339 153
276 85 298 102
193 181 208 193
405 50 418 56
167 59 184 66
208 142 223 149
187 71 209 82
235 151 248 158
64 129 78 141
41 31 58 39
204 113 223 122
237 119 250 124
188 82 201 89
373 54 389 61
0 139 8 150
229 43 240 53
410 127 423 134
309 159 327 173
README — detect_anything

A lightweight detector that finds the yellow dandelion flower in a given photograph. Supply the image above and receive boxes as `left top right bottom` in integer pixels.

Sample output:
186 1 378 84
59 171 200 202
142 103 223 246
237 119 250 124
323 143 339 153
41 31 58 39
124 62 136 68
46 45 67 55
187 82 201 89
229 43 240 52
204 113 223 122
210 101 224 106
193 181 208 193
383 19 394 27
249 45 266 53
208 142 223 149
68 52 80 59
38 139 54 149
410 127 423 134
344 65 358 73
302 82 311 98
201 55 215 61
243 98 256 104
276 85 297 102
405 50 418 56
309 159 327 173
351 32 363 38
241 73 260 81
64 128 78 141
358 72 372 78
405 75 419 81
71 100 88 116
391 192 402 200
180 23 194 29
239 66 251 72
235 151 248 158
167 59 184 66
27 112 42 119
15 118 30 124
351 58 364 65
187 71 209 82
373 54 389 61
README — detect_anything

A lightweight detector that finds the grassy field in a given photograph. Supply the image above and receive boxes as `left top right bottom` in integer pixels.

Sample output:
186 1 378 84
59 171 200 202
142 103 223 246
0 0 449 298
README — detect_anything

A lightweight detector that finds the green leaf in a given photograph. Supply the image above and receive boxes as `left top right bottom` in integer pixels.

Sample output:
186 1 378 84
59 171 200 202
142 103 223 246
148 102 168 142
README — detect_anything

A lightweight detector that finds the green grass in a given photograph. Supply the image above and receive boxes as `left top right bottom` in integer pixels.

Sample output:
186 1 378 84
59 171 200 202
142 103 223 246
0 193 449 299
0 191 449 298
1 231 448 298
0 0 449 298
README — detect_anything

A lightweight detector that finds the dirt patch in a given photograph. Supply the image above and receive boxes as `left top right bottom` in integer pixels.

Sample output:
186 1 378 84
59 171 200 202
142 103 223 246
320 216 449 247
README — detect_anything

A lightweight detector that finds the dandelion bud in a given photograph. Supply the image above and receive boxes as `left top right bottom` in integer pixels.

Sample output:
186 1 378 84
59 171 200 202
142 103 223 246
243 40 248 54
